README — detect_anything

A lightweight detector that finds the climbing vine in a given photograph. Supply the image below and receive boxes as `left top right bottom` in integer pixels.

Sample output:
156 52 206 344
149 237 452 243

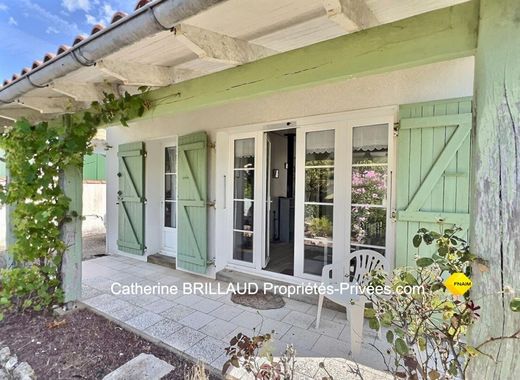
0 88 151 319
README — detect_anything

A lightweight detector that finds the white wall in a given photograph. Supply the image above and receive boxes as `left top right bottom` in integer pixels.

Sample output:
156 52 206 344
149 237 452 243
82 183 106 236
106 57 475 275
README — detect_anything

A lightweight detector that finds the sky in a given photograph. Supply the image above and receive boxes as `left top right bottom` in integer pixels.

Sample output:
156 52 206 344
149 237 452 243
0 0 136 82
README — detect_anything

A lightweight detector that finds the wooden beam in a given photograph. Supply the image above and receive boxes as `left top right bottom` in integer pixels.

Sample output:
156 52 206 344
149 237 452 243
60 164 83 304
467 0 520 378
16 97 82 114
175 24 277 65
323 0 379 32
50 82 117 101
96 59 175 87
0 107 54 123
140 1 477 119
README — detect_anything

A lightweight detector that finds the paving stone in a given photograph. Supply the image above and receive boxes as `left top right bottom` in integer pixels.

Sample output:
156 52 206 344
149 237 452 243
109 303 145 322
211 304 244 321
80 285 103 300
178 311 215 330
143 299 176 314
283 298 312 313
307 318 346 339
293 356 324 379
256 318 292 338
257 307 291 320
185 336 227 364
311 335 349 357
162 327 206 352
126 312 164 330
197 318 236 340
144 319 183 340
83 294 127 313
229 311 263 329
102 353 174 380
175 294 207 307
280 326 320 351
160 304 195 321
282 310 316 329
191 298 223 313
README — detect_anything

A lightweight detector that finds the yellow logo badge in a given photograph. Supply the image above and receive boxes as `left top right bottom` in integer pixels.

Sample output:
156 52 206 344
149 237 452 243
444 273 472 296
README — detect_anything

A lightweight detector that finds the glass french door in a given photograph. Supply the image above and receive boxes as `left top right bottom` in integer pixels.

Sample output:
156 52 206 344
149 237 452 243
162 142 177 256
227 114 394 278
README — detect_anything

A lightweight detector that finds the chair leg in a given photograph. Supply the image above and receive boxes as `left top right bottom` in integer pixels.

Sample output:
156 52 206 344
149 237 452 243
347 300 364 358
316 294 324 328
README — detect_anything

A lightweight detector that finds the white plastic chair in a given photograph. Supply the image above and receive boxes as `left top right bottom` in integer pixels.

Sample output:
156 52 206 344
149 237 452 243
316 249 389 357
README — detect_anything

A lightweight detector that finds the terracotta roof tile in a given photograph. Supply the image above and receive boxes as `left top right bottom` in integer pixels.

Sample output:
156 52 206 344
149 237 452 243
31 60 43 69
73 34 86 46
135 0 151 10
21 67 31 75
57 45 70 55
111 11 128 24
90 24 104 35
43 53 55 63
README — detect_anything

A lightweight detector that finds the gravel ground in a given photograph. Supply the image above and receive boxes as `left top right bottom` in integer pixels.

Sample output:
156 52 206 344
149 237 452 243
0 309 220 380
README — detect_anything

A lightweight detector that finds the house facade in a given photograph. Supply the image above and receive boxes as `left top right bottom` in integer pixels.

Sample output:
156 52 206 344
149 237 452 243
0 0 518 377
106 57 474 283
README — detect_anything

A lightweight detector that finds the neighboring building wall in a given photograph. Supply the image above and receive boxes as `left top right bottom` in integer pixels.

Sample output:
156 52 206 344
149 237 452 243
82 153 107 236
105 57 475 274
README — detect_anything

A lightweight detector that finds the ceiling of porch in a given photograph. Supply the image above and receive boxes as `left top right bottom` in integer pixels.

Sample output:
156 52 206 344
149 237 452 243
0 0 470 125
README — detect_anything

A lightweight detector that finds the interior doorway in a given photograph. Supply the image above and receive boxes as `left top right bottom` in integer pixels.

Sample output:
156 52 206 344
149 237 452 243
263 128 296 275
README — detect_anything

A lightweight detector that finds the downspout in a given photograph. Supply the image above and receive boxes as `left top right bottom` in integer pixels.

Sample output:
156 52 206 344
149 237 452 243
0 0 225 103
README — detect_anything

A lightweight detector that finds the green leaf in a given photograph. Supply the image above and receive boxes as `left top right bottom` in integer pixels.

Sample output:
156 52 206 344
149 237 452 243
417 336 426 351
416 257 434 267
386 330 394 344
368 317 380 331
413 235 422 248
394 338 409 356
510 298 520 312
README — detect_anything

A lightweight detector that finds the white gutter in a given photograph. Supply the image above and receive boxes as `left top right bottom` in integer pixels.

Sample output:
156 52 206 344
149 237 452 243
0 0 225 103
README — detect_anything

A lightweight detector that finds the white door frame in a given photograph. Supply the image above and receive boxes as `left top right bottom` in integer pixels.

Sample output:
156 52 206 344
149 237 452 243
161 138 178 256
223 107 396 281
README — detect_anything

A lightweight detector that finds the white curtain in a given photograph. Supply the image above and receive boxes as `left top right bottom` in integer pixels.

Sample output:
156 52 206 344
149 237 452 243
234 138 255 158
353 124 388 151
306 130 334 154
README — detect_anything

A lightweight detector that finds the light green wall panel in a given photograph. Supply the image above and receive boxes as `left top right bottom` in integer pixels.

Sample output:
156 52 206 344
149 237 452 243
83 154 106 181
396 97 472 266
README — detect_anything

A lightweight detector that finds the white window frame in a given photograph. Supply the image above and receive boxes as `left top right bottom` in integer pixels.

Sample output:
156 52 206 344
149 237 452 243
161 137 178 256
221 107 396 280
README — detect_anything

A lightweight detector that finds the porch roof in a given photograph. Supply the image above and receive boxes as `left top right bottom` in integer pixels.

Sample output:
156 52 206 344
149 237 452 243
0 0 470 125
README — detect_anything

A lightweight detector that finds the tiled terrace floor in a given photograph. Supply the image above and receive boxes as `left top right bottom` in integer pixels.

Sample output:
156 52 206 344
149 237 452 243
81 255 392 379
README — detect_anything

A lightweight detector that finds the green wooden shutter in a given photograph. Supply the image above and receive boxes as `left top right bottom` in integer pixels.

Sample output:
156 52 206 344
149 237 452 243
83 154 106 181
395 97 472 266
117 142 146 255
177 132 208 273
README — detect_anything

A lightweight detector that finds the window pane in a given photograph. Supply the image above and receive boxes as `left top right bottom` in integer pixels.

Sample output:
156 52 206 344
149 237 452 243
304 204 333 239
165 174 176 200
234 170 254 199
305 168 334 203
304 239 332 276
233 231 254 262
351 167 386 206
164 201 176 228
352 124 388 164
350 206 386 246
234 139 255 168
165 147 177 173
234 200 254 231
306 130 334 165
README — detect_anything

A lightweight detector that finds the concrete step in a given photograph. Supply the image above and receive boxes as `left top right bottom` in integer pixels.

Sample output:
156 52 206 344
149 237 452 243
147 253 176 270
103 353 174 380
216 269 345 312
